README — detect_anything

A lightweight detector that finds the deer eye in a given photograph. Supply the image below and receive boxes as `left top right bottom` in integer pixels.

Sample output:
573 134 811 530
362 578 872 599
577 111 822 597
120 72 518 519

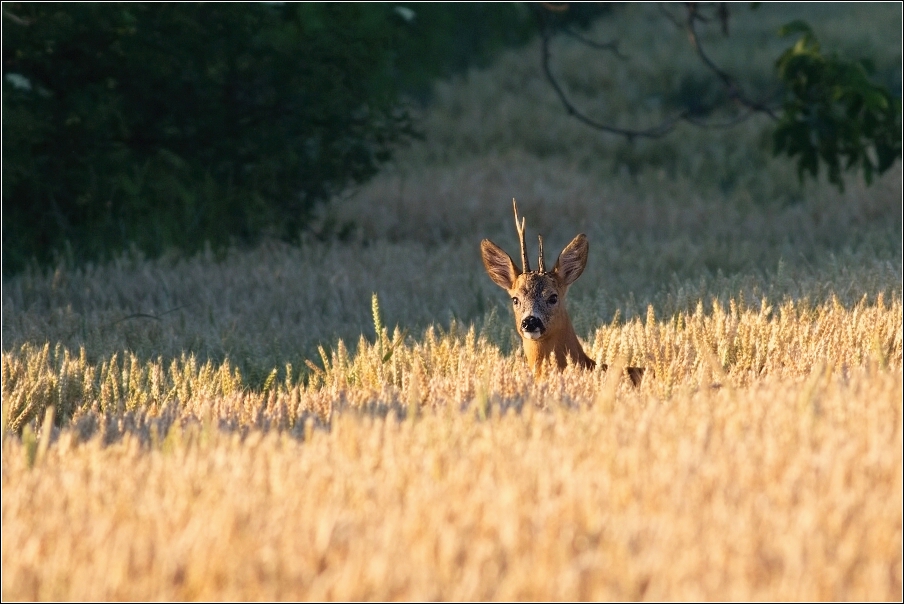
512 297 520 306
548 294 558 305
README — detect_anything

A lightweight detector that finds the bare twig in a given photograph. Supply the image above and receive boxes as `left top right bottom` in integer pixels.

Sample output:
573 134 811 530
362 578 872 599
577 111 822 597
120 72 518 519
2 9 31 26
683 4 779 119
561 26 627 59
718 2 730 36
109 305 191 327
657 3 685 29
63 304 193 342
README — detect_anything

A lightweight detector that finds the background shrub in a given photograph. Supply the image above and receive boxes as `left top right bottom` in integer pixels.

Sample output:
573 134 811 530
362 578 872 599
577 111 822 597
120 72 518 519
1 3 550 274
3 4 420 272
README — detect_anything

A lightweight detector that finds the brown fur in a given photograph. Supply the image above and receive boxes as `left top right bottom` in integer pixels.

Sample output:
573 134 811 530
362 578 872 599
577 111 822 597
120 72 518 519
481 218 644 386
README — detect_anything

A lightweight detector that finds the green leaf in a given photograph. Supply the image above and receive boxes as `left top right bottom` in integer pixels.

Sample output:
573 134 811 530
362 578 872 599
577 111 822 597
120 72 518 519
773 19 901 192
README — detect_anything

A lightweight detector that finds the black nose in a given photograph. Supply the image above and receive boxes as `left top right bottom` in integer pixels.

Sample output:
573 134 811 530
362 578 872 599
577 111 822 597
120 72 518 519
521 316 544 333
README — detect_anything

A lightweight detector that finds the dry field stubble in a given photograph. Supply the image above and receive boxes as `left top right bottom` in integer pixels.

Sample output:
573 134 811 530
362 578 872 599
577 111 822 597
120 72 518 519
2 3 903 601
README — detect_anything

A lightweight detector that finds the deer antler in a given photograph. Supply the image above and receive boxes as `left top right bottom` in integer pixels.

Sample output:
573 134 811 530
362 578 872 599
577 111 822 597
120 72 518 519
537 235 546 273
513 198 530 273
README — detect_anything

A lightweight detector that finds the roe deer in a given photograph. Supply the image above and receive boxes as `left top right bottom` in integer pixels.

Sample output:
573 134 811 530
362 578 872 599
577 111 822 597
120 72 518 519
481 200 644 386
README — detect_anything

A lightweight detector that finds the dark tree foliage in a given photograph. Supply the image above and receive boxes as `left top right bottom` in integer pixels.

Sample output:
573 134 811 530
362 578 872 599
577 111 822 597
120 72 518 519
2 3 544 274
3 4 420 273
774 21 902 190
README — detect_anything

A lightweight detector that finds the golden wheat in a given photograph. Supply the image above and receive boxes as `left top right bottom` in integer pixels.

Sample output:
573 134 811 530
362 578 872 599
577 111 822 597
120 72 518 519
2 366 901 600
3 291 902 599
3 293 900 431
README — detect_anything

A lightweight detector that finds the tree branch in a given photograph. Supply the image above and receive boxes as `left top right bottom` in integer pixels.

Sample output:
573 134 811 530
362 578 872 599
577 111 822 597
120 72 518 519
2 9 31 26
657 3 685 30
535 2 785 140
561 26 627 60
683 3 780 120
536 9 687 140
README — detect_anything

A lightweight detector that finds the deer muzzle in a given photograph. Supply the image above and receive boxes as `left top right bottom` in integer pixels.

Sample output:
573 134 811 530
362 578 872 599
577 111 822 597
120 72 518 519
520 315 545 340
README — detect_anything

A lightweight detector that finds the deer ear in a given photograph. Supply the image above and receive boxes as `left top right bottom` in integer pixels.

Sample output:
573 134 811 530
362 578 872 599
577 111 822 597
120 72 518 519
481 239 520 290
553 234 588 286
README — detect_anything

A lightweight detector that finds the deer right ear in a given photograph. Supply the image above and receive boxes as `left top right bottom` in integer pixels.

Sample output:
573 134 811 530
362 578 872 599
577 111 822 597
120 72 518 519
553 233 589 287
481 239 520 290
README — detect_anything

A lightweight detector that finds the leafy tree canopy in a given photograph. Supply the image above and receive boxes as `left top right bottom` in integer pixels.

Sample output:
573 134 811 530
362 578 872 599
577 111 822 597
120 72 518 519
2 3 543 273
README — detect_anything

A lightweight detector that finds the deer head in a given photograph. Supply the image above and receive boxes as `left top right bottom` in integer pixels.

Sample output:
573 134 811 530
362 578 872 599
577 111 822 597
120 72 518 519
480 199 594 373
480 199 644 385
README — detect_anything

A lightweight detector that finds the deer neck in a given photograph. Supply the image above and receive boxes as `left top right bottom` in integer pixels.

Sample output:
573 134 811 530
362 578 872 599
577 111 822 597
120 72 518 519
521 309 595 372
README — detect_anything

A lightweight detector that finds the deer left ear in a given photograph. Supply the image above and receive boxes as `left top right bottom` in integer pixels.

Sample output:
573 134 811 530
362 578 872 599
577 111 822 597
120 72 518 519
481 239 521 290
553 234 588 286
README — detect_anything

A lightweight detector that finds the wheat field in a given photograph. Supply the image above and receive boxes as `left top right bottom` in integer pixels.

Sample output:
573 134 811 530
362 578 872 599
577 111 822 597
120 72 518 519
2 4 902 601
